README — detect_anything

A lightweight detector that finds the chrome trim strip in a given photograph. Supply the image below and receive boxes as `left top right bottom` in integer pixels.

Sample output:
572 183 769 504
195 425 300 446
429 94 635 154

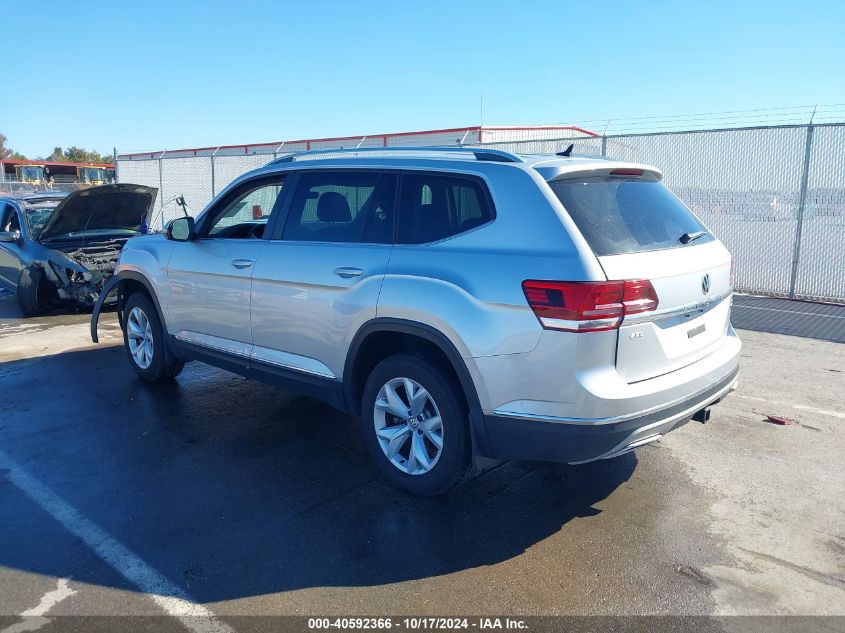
599 434 663 461
539 316 621 331
569 379 738 464
249 345 335 379
492 370 739 426
622 290 733 325
174 331 252 358
174 332 335 379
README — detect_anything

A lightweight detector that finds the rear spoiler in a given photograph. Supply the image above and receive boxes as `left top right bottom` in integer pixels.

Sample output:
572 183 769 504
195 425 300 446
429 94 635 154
540 162 663 183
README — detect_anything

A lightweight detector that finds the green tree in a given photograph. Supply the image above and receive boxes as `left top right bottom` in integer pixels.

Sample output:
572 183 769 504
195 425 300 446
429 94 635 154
0 133 16 160
0 137 111 164
51 146 111 164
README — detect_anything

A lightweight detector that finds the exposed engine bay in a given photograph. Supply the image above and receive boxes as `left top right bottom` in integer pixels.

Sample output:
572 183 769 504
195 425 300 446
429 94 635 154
5 184 158 315
35 237 130 305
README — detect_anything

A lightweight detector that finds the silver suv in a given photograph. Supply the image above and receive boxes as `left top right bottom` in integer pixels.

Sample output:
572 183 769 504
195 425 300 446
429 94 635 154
91 147 740 495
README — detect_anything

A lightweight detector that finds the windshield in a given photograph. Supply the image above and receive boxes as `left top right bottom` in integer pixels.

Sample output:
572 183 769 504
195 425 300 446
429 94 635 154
18 166 44 182
81 167 108 183
24 205 58 238
549 176 713 256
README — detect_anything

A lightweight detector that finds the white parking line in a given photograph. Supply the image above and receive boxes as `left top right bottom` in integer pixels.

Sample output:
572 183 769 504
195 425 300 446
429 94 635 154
733 304 845 319
1 578 76 633
0 449 235 633
735 394 845 419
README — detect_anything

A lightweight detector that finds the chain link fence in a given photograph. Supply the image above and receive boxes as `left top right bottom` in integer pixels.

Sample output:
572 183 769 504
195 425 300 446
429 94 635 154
116 123 845 303
481 124 845 303
0 181 93 195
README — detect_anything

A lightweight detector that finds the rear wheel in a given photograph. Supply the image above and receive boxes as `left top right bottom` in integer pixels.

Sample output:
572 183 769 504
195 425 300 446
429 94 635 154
123 292 184 381
17 266 60 317
361 354 472 495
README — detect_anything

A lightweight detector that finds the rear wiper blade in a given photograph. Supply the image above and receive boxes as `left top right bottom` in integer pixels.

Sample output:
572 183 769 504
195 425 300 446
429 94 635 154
679 231 707 244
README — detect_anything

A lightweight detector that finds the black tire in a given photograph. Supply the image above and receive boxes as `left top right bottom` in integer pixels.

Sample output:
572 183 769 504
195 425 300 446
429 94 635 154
361 354 472 496
17 266 59 317
122 292 184 382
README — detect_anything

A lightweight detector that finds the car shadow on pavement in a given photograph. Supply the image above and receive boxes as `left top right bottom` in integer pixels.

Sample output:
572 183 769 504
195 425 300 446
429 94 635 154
0 345 636 602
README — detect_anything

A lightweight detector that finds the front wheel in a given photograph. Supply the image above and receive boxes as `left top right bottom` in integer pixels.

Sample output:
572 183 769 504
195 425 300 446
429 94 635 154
361 354 472 495
17 266 60 317
122 292 184 381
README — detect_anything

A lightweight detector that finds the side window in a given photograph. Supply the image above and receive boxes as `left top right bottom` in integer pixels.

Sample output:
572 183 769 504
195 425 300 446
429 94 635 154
206 179 286 239
282 171 396 244
8 209 21 233
1 204 21 233
397 173 493 244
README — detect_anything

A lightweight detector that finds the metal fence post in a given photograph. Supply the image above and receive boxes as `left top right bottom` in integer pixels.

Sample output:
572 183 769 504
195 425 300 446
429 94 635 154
210 147 220 197
788 124 815 299
158 153 165 224
601 135 608 157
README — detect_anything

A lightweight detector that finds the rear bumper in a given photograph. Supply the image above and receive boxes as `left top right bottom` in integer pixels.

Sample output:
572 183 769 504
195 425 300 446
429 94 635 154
481 365 738 464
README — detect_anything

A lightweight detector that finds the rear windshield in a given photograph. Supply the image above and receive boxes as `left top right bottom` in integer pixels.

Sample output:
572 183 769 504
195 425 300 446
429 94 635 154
549 176 712 256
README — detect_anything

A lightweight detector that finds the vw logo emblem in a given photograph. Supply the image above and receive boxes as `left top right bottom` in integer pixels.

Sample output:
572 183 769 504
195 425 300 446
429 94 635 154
701 273 711 295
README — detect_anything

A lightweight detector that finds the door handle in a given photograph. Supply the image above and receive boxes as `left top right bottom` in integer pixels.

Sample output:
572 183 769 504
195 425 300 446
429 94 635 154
334 267 363 279
231 259 254 269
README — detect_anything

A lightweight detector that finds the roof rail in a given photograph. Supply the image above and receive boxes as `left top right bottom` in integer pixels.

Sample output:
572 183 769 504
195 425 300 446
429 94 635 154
266 146 523 165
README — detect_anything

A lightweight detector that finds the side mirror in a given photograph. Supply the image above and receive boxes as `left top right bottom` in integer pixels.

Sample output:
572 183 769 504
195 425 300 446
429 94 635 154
166 216 196 242
0 230 21 244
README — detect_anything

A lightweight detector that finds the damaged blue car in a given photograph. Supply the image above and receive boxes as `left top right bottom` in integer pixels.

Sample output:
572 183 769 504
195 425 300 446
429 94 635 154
0 184 157 316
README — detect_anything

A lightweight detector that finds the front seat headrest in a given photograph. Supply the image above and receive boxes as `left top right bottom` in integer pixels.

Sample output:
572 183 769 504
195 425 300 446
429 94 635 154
316 192 352 223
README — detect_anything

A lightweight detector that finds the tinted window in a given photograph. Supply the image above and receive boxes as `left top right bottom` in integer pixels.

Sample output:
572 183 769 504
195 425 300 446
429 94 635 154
283 171 396 243
208 180 286 238
549 176 712 256
398 173 493 244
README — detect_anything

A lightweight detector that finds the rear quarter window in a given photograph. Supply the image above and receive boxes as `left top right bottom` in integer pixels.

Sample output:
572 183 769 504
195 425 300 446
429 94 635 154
549 176 712 256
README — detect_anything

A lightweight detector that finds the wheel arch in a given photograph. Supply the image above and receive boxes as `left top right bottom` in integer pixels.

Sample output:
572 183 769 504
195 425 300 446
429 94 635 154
90 270 177 363
343 318 492 455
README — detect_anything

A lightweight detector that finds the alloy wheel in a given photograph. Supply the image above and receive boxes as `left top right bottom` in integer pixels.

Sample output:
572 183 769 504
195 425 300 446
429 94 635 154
126 306 154 369
373 377 444 475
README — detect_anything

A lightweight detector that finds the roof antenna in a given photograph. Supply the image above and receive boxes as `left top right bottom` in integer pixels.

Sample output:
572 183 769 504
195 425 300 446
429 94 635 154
556 143 575 157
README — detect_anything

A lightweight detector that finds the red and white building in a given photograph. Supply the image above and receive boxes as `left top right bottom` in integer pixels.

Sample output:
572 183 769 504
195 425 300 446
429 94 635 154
117 125 597 160
116 124 598 224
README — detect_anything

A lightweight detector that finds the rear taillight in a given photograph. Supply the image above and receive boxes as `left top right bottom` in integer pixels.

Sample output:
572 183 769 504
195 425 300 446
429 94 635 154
620 279 660 314
522 280 658 332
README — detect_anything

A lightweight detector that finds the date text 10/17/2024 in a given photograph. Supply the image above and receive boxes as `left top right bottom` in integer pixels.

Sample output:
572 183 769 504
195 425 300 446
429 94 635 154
307 618 528 630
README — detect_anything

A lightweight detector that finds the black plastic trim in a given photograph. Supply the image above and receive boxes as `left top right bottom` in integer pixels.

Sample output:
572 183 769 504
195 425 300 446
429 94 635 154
482 365 739 463
472 151 518 163
90 270 176 363
171 338 346 412
344 318 491 455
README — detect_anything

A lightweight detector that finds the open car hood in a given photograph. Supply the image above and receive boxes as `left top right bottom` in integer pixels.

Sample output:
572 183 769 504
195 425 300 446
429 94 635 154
37 184 157 241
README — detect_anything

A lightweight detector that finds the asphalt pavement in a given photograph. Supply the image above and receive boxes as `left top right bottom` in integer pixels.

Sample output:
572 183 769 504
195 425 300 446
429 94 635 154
0 293 843 631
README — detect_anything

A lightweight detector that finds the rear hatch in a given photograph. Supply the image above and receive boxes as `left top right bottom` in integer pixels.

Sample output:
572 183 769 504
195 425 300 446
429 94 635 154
548 168 732 383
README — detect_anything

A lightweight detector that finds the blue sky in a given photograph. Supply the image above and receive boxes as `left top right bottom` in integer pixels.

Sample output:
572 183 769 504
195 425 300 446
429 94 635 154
2 0 843 157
